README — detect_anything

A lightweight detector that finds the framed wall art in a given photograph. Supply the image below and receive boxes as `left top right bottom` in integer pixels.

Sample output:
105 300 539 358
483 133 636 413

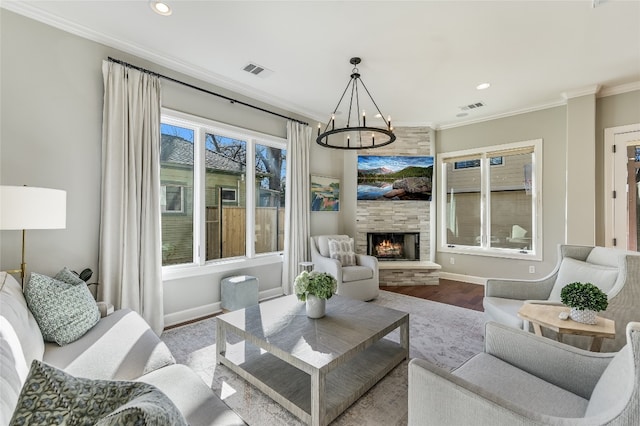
311 175 340 211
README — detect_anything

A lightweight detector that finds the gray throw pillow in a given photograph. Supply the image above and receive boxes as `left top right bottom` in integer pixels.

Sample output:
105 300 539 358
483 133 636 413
328 238 357 266
24 271 100 345
10 360 187 426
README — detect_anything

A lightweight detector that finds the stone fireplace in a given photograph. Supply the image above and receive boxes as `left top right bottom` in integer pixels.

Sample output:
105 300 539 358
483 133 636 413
367 232 420 261
354 126 440 285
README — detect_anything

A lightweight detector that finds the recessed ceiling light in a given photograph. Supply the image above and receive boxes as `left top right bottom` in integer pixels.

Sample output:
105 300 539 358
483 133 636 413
476 82 491 90
150 1 172 16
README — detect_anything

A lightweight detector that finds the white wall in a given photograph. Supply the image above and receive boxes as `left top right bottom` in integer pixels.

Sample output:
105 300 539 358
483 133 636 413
0 10 342 324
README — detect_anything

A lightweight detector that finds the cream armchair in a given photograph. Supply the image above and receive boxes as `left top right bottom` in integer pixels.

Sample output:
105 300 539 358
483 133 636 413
310 235 379 301
408 321 640 425
483 244 640 352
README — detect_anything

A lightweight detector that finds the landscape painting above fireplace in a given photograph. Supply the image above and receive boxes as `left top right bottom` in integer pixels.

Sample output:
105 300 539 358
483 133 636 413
357 155 434 201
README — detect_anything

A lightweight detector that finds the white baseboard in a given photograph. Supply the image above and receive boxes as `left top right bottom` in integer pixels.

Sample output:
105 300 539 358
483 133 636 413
163 288 285 328
440 272 486 285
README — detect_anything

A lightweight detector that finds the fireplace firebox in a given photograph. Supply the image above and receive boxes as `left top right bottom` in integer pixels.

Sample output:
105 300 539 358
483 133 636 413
367 232 420 261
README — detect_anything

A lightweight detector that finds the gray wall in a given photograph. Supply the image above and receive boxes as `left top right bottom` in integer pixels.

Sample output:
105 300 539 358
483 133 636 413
0 10 342 324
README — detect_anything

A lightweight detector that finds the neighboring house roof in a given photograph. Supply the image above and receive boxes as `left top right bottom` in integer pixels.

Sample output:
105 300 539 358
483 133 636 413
161 135 244 173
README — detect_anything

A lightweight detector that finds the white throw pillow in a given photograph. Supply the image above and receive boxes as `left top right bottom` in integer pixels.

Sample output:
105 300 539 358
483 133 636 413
328 238 357 266
548 257 619 302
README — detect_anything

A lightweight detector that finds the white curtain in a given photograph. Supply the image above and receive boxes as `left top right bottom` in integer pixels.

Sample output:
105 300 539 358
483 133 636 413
283 121 312 294
99 60 164 335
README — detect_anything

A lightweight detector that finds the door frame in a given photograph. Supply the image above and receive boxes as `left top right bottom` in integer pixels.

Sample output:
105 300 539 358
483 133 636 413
604 123 640 248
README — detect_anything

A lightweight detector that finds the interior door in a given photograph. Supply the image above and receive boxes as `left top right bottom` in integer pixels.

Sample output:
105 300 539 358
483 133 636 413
627 145 640 251
605 126 640 250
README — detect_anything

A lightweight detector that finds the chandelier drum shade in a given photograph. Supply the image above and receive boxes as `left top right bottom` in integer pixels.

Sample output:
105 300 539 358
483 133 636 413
316 57 396 150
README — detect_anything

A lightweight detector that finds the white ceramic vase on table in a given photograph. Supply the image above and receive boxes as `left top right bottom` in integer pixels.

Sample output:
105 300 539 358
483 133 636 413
570 308 598 325
306 295 326 319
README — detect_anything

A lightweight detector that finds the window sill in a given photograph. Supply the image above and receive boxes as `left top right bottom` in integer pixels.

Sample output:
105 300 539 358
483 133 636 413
162 253 283 281
439 245 541 261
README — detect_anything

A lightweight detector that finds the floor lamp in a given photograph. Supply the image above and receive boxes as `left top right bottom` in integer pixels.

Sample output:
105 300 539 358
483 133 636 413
0 186 67 285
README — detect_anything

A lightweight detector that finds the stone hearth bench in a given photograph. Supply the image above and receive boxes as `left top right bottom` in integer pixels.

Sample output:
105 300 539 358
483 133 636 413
378 261 441 286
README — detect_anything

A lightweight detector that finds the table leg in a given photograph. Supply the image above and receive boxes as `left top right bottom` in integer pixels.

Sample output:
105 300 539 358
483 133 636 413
310 370 326 426
590 337 604 352
532 323 543 337
400 319 409 359
216 320 226 364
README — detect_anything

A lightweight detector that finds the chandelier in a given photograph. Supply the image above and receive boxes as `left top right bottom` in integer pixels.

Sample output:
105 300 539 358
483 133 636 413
316 57 395 150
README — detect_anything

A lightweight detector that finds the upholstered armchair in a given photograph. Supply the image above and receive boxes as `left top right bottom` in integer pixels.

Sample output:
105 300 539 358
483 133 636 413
310 235 379 301
483 244 640 351
408 321 640 425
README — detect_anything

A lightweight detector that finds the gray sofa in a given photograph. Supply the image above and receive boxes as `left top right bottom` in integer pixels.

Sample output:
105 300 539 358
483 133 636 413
484 244 640 352
0 271 245 426
408 321 640 425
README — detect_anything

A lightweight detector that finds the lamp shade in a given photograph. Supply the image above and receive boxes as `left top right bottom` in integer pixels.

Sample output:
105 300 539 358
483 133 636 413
0 186 66 230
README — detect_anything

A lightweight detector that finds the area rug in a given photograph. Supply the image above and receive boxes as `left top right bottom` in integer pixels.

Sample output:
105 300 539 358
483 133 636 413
161 290 485 425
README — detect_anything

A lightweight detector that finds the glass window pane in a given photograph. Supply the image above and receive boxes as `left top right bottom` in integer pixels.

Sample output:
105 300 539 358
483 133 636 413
255 144 286 254
490 151 533 250
446 159 481 247
204 133 246 260
160 124 194 266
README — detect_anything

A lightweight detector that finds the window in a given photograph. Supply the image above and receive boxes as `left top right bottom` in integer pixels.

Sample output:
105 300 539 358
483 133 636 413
439 139 542 259
161 185 184 213
221 188 237 203
160 110 287 268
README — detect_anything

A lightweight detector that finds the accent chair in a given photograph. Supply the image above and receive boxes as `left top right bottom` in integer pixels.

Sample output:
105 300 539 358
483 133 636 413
310 235 379 301
483 244 640 352
408 321 640 425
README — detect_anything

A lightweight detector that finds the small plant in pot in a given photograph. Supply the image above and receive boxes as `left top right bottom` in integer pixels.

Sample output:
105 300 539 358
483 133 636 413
560 282 608 325
294 271 337 319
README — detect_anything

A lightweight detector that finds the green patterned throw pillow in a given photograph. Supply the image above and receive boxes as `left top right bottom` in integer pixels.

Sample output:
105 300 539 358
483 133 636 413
24 270 100 345
10 360 187 426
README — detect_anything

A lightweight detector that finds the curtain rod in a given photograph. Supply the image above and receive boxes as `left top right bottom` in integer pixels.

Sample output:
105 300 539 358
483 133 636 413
107 57 309 126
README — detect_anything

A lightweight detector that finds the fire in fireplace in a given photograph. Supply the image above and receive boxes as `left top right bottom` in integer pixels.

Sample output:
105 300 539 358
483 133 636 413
367 232 420 261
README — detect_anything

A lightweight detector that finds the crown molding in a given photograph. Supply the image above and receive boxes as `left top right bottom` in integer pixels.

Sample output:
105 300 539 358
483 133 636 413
436 99 567 130
561 85 601 100
598 81 640 98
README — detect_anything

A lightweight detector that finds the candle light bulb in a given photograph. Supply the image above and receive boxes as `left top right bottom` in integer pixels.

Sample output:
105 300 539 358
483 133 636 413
317 123 321 136
362 110 366 127
332 114 335 130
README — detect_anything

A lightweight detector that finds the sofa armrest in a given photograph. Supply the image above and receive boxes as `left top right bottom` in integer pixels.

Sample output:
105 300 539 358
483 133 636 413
355 254 378 271
484 321 614 399
310 253 343 281
485 276 555 300
408 358 554 426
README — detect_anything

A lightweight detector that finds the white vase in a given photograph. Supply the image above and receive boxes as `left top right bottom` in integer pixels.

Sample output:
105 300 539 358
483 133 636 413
570 308 598 325
306 295 326 319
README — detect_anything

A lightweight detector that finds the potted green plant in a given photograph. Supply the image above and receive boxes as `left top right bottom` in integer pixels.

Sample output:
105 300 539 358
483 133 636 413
560 282 608 325
294 271 337 318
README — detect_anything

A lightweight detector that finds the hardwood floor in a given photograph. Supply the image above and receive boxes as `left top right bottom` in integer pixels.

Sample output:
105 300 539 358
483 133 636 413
381 279 485 312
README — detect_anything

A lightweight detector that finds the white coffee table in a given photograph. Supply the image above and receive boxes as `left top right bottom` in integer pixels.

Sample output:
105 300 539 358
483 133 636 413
216 294 409 426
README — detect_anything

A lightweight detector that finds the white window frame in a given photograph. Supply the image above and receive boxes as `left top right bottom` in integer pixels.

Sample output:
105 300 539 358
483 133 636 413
160 108 287 276
438 139 543 260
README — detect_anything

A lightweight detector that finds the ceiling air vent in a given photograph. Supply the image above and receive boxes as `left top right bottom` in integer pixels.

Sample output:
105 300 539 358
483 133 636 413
242 62 273 79
460 102 485 111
